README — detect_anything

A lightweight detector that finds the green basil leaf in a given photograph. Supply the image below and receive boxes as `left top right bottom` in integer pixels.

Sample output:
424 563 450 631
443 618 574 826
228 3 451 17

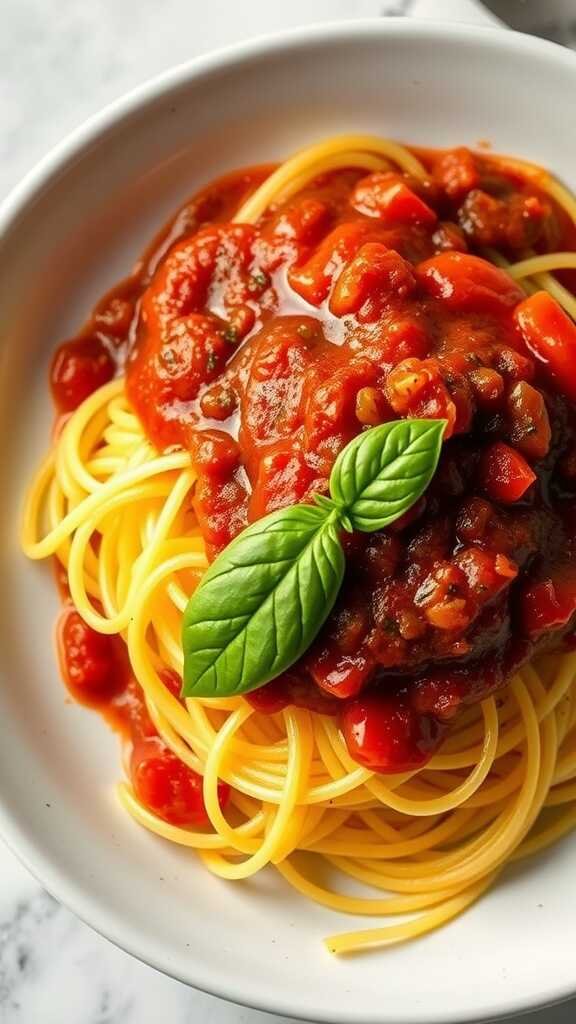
329 418 446 532
181 504 344 698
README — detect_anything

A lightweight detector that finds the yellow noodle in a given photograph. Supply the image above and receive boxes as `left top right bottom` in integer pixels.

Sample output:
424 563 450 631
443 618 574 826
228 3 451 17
20 134 576 956
235 135 427 223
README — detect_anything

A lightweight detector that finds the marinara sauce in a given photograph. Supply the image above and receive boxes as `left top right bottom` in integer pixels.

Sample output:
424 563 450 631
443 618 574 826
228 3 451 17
53 147 576 778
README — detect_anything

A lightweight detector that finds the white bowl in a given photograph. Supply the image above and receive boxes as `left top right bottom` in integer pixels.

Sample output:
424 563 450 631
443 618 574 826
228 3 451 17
1 19 576 1024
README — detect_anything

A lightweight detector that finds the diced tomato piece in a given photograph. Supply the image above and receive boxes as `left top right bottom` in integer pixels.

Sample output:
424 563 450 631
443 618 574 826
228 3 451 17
248 443 320 520
94 294 135 340
522 578 576 638
51 337 116 412
495 553 519 579
384 357 436 409
417 252 524 313
327 242 412 317
514 291 576 401
396 609 427 640
479 441 537 503
288 222 372 306
433 147 480 201
329 243 416 317
384 357 457 437
226 303 256 341
131 737 229 826
265 198 330 246
58 609 122 703
425 598 469 631
415 562 467 609
351 173 437 227
376 183 436 227
414 562 473 632
361 318 430 367
246 680 291 714
341 693 444 773
304 358 381 454
306 649 373 700
455 546 518 595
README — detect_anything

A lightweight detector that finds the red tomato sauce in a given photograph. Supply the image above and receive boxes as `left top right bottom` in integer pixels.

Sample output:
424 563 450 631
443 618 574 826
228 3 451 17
51 146 576 776
56 604 229 825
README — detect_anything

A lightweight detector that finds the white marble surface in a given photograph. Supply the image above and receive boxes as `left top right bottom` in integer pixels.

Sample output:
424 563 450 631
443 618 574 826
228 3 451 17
2 2 576 1022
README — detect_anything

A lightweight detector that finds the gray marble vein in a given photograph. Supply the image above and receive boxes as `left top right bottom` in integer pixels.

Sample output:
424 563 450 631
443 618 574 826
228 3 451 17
1 1 576 1022
0 850 301 1024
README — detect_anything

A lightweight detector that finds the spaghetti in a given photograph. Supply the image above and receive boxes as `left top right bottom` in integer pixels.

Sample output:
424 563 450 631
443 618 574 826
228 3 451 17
21 135 576 954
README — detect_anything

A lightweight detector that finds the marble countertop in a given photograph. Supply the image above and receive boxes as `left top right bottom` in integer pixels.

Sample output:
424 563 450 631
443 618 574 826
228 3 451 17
2 2 576 1022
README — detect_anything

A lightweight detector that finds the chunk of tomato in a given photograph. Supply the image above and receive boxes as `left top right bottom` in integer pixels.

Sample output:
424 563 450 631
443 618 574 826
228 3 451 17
288 222 371 306
351 173 437 227
306 649 373 700
384 357 458 437
522 577 576 638
433 147 480 201
248 443 320 520
58 609 122 703
341 693 444 773
514 291 576 401
329 243 416 317
131 737 229 826
265 198 330 246
417 252 523 313
479 441 536 503
51 337 116 412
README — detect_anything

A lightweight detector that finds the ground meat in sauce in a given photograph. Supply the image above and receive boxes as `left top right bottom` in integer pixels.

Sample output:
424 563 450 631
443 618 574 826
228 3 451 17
51 146 576 773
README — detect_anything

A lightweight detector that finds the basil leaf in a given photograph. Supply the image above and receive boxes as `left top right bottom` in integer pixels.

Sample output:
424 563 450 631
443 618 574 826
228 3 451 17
181 504 344 698
182 417 445 699
329 418 446 532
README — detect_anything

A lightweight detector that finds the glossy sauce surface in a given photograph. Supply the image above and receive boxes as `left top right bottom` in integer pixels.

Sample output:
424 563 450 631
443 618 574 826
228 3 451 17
52 146 576 774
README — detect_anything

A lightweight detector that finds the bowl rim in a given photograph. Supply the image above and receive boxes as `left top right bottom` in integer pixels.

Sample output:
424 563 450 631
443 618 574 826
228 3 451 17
2 16 576 1024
